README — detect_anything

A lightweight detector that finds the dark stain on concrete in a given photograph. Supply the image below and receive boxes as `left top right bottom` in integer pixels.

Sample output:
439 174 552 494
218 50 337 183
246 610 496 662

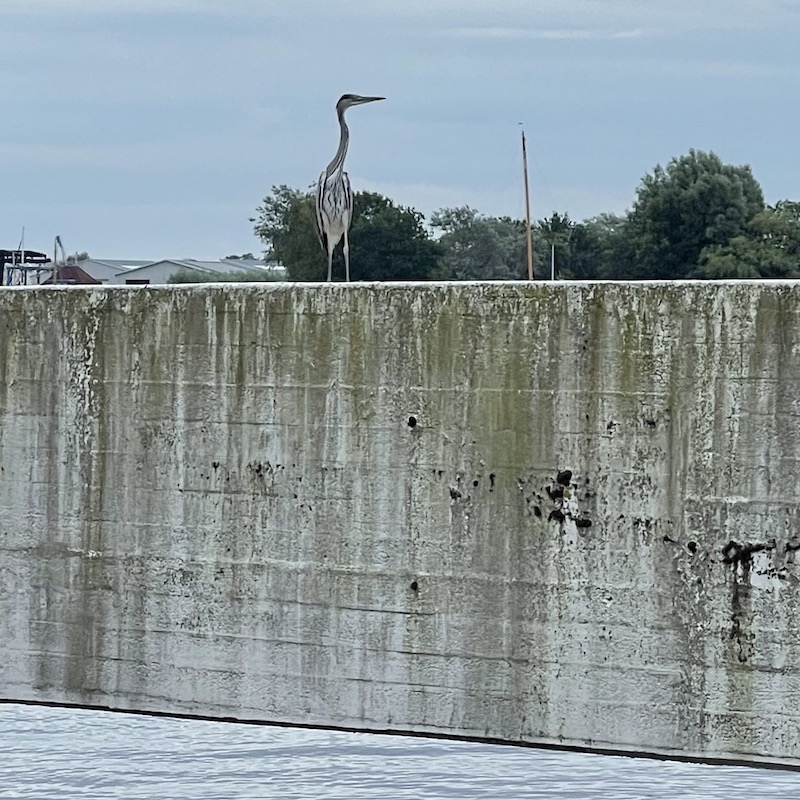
723 539 776 664
722 539 774 566
546 485 564 502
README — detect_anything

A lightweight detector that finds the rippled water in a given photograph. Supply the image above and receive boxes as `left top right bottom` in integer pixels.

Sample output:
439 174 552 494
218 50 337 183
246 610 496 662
1 704 798 799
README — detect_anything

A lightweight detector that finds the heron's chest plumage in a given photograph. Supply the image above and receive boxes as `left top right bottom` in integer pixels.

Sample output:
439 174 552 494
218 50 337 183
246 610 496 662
318 169 352 222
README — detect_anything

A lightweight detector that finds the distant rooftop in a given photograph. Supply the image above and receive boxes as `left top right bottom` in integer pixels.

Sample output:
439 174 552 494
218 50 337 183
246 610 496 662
81 258 152 270
41 265 101 285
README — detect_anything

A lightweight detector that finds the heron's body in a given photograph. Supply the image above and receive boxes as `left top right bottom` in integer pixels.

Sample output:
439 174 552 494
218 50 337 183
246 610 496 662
316 166 353 280
315 94 384 282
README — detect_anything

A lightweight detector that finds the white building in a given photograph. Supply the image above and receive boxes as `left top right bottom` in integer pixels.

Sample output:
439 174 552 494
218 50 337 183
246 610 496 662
74 258 151 283
75 258 285 285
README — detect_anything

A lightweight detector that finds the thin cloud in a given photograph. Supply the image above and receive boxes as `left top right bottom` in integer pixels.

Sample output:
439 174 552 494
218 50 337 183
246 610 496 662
0 138 236 170
446 27 647 41
0 0 213 13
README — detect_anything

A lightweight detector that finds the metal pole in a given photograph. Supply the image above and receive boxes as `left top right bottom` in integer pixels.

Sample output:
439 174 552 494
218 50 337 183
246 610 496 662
521 130 533 281
551 242 555 281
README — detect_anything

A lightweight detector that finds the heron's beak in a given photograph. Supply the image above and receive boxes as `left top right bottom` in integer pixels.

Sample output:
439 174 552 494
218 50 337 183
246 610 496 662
360 96 385 104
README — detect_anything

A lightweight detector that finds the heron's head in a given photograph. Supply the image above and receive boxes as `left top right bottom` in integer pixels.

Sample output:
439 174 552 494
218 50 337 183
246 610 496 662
336 94 385 112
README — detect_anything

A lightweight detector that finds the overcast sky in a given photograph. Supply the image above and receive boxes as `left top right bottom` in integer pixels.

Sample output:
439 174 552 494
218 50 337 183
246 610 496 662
1 0 797 259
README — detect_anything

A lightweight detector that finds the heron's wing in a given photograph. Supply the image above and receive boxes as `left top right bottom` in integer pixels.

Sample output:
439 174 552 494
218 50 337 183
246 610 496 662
342 171 353 227
315 170 327 251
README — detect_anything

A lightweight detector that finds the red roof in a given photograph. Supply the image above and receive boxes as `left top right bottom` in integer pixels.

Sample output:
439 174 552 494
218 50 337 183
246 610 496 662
41 266 102 285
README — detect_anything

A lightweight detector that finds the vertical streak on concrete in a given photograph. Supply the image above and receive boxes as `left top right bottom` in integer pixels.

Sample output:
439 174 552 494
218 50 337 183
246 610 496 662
3 281 800 767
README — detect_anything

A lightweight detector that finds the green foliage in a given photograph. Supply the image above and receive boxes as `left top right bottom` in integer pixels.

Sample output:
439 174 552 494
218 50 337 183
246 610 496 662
537 212 573 247
530 213 634 280
169 268 280 284
219 269 282 282
555 222 601 279
696 201 800 279
348 192 441 281
566 216 625 279
624 149 765 279
253 185 440 281
534 212 573 279
431 207 526 280
252 151 795 283
253 185 321 280
169 268 216 283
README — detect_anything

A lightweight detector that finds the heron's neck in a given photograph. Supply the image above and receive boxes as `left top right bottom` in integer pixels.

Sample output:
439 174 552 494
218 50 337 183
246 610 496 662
325 107 350 174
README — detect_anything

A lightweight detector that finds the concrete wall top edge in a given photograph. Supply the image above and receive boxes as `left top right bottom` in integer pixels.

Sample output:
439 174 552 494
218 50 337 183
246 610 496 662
3 278 800 293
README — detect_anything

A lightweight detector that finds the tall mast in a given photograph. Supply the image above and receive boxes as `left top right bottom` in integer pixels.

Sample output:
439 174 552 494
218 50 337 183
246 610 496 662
521 129 533 280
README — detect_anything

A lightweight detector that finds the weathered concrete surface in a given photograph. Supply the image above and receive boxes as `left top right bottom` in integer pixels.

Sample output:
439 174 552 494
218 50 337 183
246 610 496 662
2 281 800 766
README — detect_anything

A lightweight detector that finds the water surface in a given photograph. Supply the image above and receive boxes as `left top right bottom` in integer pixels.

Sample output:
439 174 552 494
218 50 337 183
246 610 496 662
1 704 797 798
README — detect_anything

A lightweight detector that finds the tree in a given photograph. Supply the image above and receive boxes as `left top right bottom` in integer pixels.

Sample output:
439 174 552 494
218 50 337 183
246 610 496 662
696 200 800 279
253 186 440 281
623 149 765 279
253 185 321 279
535 213 634 280
430 206 527 280
556 222 601 279
536 212 573 279
566 215 623 280
347 192 441 280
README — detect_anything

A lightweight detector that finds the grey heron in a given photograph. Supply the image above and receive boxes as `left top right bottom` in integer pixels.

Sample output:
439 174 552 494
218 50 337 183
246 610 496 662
315 93 384 282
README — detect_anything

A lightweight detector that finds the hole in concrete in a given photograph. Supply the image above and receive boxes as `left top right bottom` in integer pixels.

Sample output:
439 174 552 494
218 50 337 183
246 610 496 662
407 416 417 428
533 505 542 518
556 469 572 487
410 580 419 592
687 541 698 554
546 485 564 501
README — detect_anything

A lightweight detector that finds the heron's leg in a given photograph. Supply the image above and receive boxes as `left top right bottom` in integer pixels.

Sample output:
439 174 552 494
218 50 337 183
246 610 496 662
343 229 351 283
327 245 333 282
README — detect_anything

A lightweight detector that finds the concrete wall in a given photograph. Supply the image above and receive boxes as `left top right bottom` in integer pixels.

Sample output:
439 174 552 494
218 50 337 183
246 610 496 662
2 281 800 767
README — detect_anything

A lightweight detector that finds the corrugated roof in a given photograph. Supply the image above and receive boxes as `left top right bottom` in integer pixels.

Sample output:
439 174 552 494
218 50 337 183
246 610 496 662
82 259 152 270
117 259 276 278
116 259 216 278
